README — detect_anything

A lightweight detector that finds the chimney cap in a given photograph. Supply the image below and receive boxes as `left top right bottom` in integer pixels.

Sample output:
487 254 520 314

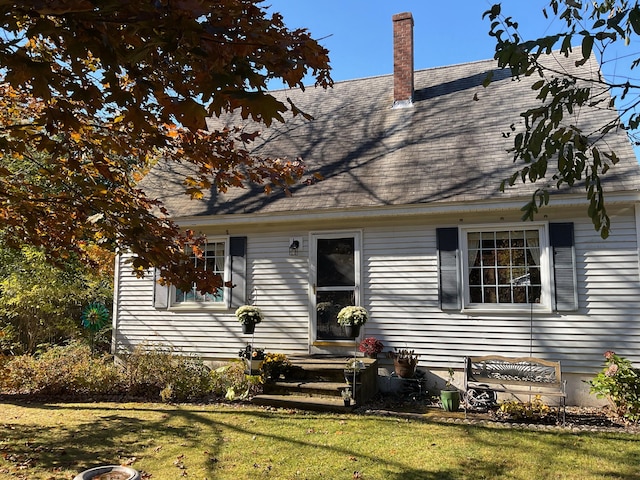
392 12 413 22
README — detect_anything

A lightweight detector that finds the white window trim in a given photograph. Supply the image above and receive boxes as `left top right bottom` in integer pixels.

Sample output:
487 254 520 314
459 222 552 313
168 237 231 311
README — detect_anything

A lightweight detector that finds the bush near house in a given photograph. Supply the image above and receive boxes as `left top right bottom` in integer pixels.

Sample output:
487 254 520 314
0 342 260 402
589 351 640 422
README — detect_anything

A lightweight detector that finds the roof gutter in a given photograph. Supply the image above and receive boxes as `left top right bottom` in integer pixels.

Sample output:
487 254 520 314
174 191 640 228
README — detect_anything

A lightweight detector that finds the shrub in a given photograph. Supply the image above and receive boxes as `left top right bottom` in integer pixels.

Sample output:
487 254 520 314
0 342 263 403
119 344 215 402
589 351 640 422
0 342 122 396
497 396 550 421
210 360 262 400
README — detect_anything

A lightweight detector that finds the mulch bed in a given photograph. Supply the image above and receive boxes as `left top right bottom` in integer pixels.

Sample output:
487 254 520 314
359 395 640 434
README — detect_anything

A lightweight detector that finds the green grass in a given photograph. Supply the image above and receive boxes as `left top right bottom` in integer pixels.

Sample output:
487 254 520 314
0 401 638 480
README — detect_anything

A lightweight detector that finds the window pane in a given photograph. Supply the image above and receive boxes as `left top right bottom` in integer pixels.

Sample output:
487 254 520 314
175 241 226 304
317 238 355 287
469 267 481 286
498 286 512 303
513 286 527 303
497 268 511 285
466 228 542 305
484 287 496 303
482 268 495 284
481 250 495 266
526 248 540 266
316 290 355 340
470 286 483 303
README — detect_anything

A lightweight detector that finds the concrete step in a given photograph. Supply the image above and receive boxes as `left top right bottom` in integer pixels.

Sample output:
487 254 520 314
252 393 355 413
251 355 378 412
263 380 349 398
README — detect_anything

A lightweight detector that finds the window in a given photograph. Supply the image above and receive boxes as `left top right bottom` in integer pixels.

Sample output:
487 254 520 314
174 240 228 305
437 223 577 312
153 236 247 310
466 229 542 305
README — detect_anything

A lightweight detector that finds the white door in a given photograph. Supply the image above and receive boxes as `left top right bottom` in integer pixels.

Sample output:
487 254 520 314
309 232 361 344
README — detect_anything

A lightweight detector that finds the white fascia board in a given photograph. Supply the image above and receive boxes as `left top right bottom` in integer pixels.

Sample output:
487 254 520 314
173 191 640 228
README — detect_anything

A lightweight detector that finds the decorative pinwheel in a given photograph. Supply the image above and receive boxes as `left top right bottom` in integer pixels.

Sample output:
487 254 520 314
81 302 110 332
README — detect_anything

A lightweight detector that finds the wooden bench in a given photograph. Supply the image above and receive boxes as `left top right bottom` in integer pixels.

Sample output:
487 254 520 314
463 355 566 423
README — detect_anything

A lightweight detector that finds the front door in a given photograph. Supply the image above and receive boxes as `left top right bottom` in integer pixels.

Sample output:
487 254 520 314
310 232 361 344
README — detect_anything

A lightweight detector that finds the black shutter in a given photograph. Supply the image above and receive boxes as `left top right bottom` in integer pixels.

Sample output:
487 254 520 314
153 268 170 309
437 227 461 310
229 236 247 308
549 223 578 311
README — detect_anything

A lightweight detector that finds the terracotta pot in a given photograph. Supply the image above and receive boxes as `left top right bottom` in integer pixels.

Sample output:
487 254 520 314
393 358 416 378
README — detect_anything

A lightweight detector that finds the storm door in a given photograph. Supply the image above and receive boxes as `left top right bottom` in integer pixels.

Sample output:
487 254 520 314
310 232 361 343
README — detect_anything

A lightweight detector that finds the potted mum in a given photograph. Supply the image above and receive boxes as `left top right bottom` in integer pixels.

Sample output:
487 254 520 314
336 305 368 337
235 305 263 334
358 337 384 358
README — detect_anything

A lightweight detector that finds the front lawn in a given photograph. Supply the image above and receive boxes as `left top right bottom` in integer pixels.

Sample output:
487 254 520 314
0 402 638 480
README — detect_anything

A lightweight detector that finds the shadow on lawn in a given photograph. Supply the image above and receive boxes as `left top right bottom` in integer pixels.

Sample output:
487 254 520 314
2 401 639 479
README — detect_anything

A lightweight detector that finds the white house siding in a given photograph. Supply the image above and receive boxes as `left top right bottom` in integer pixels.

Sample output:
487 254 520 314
113 233 314 360
114 205 640 389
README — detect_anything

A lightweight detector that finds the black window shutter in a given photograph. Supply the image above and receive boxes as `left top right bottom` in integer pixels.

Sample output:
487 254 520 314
549 223 578 311
153 268 170 309
436 227 461 310
229 236 247 308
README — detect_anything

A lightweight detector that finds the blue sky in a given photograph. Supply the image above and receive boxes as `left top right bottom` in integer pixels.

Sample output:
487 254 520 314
264 0 556 86
263 1 640 89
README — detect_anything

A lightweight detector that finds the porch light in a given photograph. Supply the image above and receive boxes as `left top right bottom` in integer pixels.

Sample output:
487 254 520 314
289 239 300 256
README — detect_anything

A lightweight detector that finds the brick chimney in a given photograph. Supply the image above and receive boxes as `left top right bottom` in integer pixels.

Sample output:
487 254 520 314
392 12 414 107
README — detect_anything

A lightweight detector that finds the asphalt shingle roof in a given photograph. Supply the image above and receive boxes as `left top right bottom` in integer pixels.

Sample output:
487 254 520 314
142 53 640 219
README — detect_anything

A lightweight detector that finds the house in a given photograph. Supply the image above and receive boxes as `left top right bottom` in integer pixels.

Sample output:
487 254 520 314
112 12 640 405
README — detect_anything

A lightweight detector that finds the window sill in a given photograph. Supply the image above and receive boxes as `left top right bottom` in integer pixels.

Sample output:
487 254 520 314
461 304 551 315
169 303 229 312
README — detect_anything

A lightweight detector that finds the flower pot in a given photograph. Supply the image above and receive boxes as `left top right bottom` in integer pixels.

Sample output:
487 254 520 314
343 398 351 407
343 324 360 338
74 465 140 480
242 322 255 334
244 359 263 375
393 358 416 378
440 389 461 412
